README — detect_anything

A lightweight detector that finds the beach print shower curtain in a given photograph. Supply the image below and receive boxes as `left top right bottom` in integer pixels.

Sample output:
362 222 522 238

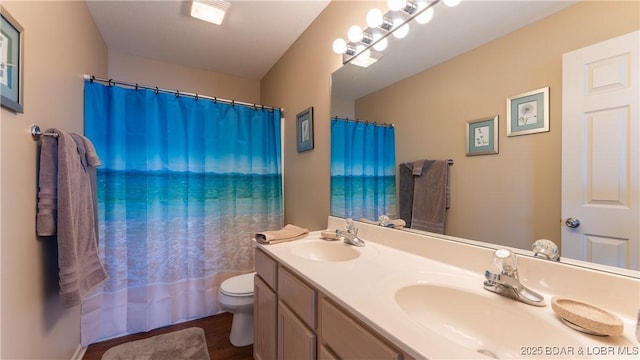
80 80 282 345
330 118 396 221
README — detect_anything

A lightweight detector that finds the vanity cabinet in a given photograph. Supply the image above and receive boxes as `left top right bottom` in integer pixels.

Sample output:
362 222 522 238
255 247 410 360
319 296 403 360
277 265 317 360
254 248 278 360
255 247 317 360
278 300 316 359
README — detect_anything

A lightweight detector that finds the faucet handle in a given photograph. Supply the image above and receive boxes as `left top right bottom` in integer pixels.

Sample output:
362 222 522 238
532 239 560 261
344 217 356 232
493 249 518 276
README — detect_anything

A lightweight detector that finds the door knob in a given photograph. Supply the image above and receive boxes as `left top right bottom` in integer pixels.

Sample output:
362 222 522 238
565 217 581 228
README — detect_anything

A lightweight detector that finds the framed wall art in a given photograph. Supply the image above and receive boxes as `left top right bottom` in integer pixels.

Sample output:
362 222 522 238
296 107 314 152
466 115 498 156
506 87 549 137
1 6 24 113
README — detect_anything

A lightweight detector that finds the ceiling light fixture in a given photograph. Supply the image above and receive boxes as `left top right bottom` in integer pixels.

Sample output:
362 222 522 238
190 0 231 25
333 0 461 67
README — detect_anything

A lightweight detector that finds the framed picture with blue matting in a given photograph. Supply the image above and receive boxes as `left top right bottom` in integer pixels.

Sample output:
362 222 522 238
466 115 498 156
0 6 24 113
506 87 549 137
296 107 314 152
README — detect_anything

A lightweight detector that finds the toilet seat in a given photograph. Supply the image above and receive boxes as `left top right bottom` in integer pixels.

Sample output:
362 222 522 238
220 272 255 296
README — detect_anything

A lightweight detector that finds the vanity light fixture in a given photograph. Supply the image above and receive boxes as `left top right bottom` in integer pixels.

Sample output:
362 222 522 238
333 0 462 67
190 0 231 25
443 0 463 7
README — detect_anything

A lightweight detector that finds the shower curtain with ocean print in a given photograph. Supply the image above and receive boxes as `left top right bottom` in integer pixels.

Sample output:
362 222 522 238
80 80 283 346
330 118 396 221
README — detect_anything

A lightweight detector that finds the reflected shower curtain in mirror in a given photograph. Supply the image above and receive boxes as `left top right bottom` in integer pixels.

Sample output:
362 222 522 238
80 80 282 346
330 118 396 221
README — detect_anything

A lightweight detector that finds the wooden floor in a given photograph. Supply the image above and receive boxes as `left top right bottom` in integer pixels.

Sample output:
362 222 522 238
83 312 254 360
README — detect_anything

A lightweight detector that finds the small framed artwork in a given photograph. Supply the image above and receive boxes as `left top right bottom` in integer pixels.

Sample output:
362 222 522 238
0 6 24 113
296 107 314 152
506 87 549 137
466 115 498 156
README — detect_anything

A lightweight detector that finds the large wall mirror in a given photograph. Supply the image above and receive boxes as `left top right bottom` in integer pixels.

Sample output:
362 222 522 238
330 1 639 276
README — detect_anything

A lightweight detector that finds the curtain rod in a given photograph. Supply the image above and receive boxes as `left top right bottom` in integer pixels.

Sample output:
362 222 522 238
332 116 394 128
83 75 282 112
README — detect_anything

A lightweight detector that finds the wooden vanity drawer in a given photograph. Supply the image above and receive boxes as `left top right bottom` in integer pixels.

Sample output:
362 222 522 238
255 247 277 289
278 266 316 329
321 297 401 360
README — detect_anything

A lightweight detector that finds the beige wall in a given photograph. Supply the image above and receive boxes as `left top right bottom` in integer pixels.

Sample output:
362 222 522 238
0 1 107 358
354 1 639 249
261 1 382 231
108 51 260 104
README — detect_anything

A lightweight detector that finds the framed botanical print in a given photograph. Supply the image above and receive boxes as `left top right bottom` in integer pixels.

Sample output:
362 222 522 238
506 87 549 136
466 115 498 156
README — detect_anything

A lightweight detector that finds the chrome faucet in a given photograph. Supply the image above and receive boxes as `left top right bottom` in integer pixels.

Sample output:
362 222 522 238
483 249 545 307
336 218 365 247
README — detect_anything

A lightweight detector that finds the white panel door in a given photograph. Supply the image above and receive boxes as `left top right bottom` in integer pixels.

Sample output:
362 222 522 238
562 31 639 270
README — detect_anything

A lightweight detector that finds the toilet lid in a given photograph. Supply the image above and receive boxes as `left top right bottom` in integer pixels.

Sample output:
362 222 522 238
220 272 256 296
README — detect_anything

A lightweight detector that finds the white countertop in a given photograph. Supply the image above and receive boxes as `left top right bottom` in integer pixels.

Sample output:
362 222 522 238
257 218 640 359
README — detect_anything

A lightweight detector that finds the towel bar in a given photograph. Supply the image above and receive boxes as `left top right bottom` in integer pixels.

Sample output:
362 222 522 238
31 125 58 141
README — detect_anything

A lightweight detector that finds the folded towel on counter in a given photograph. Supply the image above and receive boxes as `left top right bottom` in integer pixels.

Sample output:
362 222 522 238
255 224 309 244
357 217 406 229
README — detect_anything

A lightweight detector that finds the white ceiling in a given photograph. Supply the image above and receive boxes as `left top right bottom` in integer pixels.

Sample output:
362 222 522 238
86 0 331 80
87 0 576 87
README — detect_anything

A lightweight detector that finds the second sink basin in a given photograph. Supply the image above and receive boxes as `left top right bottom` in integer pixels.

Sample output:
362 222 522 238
289 239 360 262
394 284 581 358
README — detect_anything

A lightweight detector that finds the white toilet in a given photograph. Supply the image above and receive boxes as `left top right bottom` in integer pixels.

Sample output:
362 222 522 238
218 272 256 347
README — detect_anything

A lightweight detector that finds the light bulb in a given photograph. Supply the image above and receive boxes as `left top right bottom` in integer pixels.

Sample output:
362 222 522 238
332 38 347 54
366 8 384 28
347 25 364 42
443 0 462 7
372 33 388 51
387 0 406 12
392 19 409 39
415 1 434 24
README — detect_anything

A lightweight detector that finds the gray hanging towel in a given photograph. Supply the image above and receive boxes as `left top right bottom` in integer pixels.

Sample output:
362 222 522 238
406 160 450 234
398 162 416 227
37 129 108 308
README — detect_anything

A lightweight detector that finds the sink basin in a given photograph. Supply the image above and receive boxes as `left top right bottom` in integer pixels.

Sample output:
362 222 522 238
395 284 579 358
289 240 360 262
